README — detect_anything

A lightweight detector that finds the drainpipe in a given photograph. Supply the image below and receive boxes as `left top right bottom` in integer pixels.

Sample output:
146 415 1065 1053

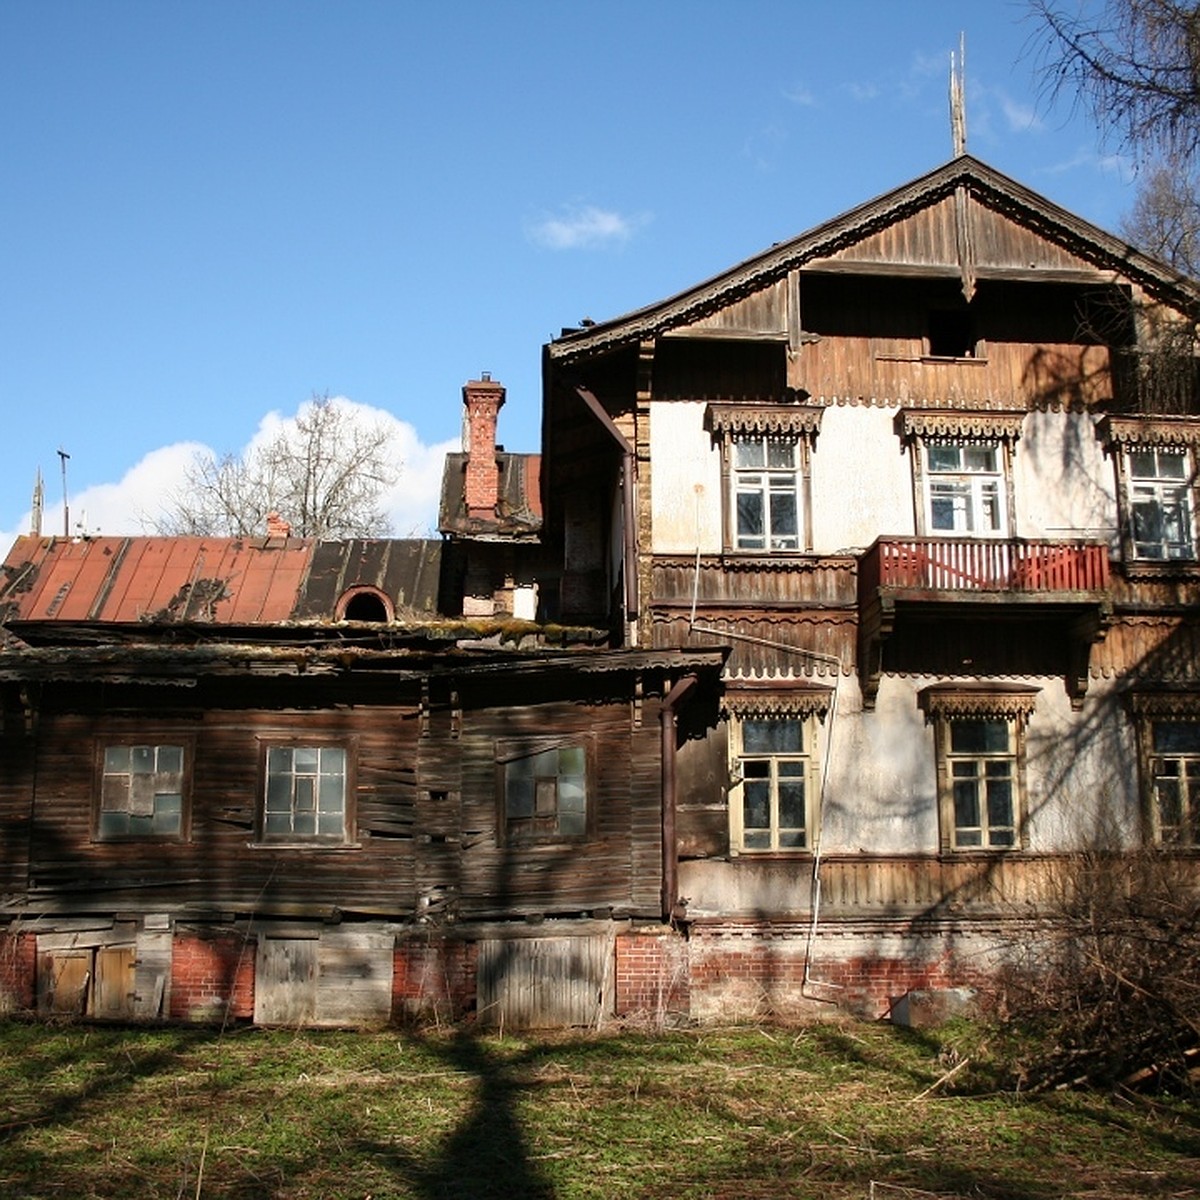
574 385 639 621
660 673 698 923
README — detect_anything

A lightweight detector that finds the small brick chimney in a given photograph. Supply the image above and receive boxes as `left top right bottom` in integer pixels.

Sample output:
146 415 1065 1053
462 373 505 518
265 511 292 538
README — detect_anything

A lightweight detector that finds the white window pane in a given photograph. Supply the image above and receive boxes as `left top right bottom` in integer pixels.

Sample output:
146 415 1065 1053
927 445 961 472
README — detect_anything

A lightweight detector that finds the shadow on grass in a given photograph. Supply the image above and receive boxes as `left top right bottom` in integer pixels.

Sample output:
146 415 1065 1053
358 1026 556 1200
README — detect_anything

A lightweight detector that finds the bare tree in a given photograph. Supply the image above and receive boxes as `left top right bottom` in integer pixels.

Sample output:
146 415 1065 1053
156 394 400 539
1030 0 1200 163
1120 150 1200 273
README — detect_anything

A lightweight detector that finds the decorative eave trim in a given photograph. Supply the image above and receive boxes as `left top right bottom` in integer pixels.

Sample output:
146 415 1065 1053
1127 689 1200 717
900 408 1025 444
725 682 834 720
919 683 1040 721
1096 414 1200 451
705 401 824 438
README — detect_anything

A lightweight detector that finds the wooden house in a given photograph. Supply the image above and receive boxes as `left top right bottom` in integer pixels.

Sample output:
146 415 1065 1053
0 527 724 1026
539 154 1200 1019
4 151 1200 1029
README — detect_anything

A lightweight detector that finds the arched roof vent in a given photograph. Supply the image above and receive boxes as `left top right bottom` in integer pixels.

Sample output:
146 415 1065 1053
336 586 394 623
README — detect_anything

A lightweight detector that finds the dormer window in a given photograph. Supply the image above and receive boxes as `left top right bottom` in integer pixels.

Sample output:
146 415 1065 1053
336 586 394 623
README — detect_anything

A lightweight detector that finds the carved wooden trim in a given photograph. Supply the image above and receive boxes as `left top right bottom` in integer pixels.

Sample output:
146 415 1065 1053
705 401 824 438
918 683 1040 722
899 408 1025 443
1096 414 1200 451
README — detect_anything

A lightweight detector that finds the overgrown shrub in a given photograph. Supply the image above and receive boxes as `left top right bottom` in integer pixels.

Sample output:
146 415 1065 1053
997 849 1200 1092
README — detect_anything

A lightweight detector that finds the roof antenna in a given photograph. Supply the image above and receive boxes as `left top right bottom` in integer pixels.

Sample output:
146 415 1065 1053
950 32 967 157
57 447 70 538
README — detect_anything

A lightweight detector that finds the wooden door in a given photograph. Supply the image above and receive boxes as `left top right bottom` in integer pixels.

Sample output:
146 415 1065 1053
476 935 612 1029
94 946 136 1019
254 937 318 1026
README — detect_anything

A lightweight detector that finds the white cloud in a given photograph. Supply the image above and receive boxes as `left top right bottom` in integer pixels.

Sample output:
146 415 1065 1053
526 205 645 250
783 85 816 107
998 93 1043 134
1038 147 1132 179
844 80 880 102
0 398 460 553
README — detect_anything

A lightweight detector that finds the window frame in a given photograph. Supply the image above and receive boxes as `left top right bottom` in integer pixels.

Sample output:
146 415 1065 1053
920 685 1038 853
93 735 194 843
1129 693 1200 847
706 401 823 555
1098 417 1200 566
900 410 1023 539
726 688 831 857
255 738 356 847
496 735 594 847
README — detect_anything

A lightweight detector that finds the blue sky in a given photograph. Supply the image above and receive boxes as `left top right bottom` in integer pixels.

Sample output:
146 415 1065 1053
1 0 1134 548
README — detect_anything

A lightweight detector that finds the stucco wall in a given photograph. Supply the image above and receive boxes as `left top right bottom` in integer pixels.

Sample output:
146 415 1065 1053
648 401 1122 555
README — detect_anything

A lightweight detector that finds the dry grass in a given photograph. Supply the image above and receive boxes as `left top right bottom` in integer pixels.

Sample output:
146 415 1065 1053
0 1018 1196 1198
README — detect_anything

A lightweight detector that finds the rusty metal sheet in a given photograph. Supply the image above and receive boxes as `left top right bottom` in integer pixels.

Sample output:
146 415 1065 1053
0 535 318 625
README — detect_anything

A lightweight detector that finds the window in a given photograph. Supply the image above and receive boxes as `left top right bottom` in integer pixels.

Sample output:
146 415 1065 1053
732 435 801 550
1097 416 1200 565
97 742 187 838
921 685 1037 852
498 738 590 843
1147 721 1200 845
943 719 1016 848
1128 448 1194 559
706 400 822 553
727 688 830 855
925 442 1005 535
261 745 349 842
900 410 1023 539
731 716 812 852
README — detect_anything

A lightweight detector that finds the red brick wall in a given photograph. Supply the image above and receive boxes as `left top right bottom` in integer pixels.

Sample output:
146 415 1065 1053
393 938 477 1021
615 932 690 1018
0 931 36 1012
169 934 255 1022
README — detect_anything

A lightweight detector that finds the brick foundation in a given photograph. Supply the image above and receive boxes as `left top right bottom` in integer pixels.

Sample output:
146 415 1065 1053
615 931 690 1019
168 933 256 1023
685 922 1006 1021
0 931 36 1013
393 938 477 1022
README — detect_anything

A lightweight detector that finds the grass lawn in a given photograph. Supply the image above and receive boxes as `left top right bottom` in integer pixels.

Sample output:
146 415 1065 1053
0 1018 1196 1199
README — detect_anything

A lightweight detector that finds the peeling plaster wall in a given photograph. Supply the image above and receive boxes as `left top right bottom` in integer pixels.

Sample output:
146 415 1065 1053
1015 409 1118 541
811 406 915 552
649 402 722 554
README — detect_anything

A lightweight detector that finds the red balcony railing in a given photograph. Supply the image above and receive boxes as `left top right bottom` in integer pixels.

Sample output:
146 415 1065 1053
860 537 1111 596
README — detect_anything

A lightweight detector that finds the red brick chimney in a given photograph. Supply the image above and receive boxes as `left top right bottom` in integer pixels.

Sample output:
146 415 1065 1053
265 511 292 538
462 374 505 518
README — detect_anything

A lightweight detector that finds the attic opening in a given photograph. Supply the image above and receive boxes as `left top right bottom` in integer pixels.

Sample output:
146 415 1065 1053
336 587 394 623
654 338 787 400
927 308 975 358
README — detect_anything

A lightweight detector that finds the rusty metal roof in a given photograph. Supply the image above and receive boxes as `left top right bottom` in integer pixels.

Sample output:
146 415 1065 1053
438 452 542 539
0 535 443 626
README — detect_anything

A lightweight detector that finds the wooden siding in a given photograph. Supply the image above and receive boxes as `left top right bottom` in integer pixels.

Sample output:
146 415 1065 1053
818 193 1107 275
9 672 675 925
681 852 1174 920
651 555 856 609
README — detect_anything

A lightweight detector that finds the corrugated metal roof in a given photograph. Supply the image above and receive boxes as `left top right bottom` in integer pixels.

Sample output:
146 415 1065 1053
0 535 443 626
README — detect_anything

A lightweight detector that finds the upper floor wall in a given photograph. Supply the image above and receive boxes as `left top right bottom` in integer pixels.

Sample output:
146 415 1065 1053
650 400 1119 557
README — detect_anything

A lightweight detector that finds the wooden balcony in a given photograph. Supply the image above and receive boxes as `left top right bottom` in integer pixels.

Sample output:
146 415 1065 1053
858 536 1113 710
860 536 1110 596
